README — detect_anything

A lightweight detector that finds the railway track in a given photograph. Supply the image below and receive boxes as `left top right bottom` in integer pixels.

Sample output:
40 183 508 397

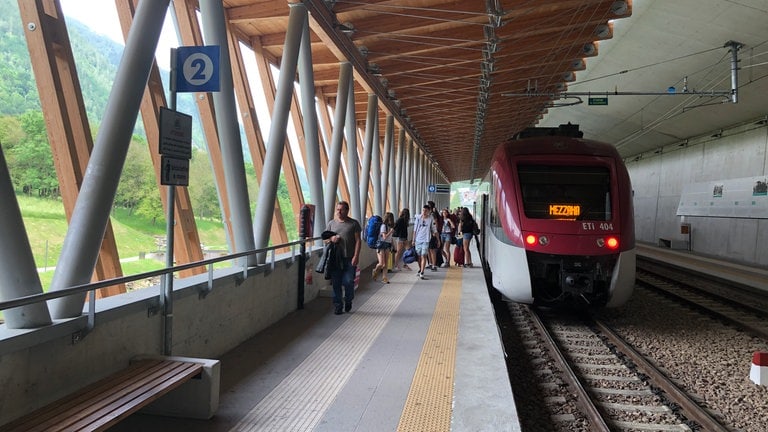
504 303 728 431
636 258 768 340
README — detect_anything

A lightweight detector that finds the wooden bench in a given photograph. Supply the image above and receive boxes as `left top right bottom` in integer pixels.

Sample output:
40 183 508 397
0 359 203 432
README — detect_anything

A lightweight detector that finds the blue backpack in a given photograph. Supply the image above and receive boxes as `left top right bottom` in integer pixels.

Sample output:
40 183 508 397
402 246 417 264
365 215 383 248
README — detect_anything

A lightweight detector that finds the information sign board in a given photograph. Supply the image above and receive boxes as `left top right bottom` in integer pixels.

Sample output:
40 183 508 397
159 107 192 159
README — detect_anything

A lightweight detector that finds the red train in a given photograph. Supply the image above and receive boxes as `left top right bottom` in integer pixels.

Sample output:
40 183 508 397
478 124 635 308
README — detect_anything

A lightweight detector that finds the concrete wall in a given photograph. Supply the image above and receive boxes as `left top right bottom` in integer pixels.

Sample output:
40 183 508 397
0 247 378 424
626 118 768 266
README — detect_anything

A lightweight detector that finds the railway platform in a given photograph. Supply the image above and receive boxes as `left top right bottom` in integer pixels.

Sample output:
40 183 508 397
636 242 768 293
104 241 768 432
109 264 521 432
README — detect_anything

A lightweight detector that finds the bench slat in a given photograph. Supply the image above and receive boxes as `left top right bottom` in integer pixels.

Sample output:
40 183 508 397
1 360 166 432
24 360 177 432
1 360 203 432
66 362 203 432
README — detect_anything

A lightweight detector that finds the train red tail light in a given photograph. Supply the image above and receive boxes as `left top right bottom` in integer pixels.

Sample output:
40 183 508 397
525 234 549 246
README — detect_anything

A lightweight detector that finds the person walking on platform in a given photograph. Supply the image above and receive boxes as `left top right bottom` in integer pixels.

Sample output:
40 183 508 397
440 208 456 267
457 207 476 268
326 201 362 314
413 204 437 280
372 212 395 284
392 208 411 271
427 202 443 270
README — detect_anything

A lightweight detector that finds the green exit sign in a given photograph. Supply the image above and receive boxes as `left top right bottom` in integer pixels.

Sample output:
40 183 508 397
588 97 608 105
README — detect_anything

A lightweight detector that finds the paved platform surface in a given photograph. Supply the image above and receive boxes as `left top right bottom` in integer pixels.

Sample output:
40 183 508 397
111 263 520 432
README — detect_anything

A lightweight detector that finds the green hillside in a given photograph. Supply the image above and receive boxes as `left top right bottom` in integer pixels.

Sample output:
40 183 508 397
19 194 228 287
0 0 303 287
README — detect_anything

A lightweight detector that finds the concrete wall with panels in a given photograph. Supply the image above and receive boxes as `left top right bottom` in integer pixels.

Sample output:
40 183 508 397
627 120 768 266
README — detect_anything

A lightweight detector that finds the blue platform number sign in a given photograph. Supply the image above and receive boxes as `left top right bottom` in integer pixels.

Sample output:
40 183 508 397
175 46 220 93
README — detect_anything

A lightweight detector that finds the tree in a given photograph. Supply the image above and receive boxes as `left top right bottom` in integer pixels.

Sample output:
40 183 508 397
115 139 153 214
0 115 23 149
188 149 221 220
135 185 164 225
10 111 57 196
277 174 297 240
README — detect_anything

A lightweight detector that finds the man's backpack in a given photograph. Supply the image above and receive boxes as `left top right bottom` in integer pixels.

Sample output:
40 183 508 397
365 215 383 248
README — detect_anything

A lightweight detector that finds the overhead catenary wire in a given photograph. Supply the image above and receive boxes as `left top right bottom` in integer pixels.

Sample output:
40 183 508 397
572 46 726 86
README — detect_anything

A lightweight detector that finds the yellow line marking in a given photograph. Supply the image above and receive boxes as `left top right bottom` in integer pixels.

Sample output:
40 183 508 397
397 266 462 432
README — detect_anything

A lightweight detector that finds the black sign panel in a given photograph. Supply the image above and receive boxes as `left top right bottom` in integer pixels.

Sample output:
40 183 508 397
160 155 190 186
159 107 192 159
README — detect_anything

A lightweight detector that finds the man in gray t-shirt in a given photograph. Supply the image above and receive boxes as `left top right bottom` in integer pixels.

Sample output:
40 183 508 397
326 201 361 314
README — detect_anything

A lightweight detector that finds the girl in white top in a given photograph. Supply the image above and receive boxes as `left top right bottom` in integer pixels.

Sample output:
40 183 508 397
372 212 395 283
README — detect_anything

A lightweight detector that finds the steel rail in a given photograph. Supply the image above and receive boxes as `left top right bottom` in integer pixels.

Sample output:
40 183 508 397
593 319 729 432
527 306 611 432
636 270 768 341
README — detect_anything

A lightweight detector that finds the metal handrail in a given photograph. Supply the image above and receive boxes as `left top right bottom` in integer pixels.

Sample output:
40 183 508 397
0 237 321 313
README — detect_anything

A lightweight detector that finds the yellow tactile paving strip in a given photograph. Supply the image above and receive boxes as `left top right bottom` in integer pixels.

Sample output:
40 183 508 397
397 266 462 432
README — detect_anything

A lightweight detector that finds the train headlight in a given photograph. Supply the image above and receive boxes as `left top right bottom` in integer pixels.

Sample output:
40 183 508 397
598 236 620 250
525 234 537 245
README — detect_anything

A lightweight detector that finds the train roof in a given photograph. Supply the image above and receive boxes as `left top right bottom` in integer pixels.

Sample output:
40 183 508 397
500 136 620 156
489 125 625 169
495 133 622 161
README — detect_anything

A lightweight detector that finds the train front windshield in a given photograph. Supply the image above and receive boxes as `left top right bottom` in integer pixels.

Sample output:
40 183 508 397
518 165 612 221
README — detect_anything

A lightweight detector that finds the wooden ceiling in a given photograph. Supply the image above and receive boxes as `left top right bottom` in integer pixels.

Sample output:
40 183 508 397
224 0 632 181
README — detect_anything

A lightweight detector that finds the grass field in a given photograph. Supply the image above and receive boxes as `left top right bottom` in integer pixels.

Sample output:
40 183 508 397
17 195 229 279
1 196 229 323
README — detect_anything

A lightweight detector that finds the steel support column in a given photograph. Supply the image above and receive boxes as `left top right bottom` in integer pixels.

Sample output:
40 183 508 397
345 78 361 223
316 87 350 206
200 0 256 264
0 148 52 328
360 94 377 219
382 115 394 213
49 0 169 318
324 62 352 223
298 17 325 239
413 143 420 211
414 149 421 209
231 38 290 249
252 3 305 258
250 38 304 245
405 139 414 213
394 128 405 211
371 120 382 217
417 150 425 208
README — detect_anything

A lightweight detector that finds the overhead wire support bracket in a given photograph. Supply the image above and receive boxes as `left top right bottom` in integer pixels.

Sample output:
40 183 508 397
502 89 734 98
502 40 742 105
